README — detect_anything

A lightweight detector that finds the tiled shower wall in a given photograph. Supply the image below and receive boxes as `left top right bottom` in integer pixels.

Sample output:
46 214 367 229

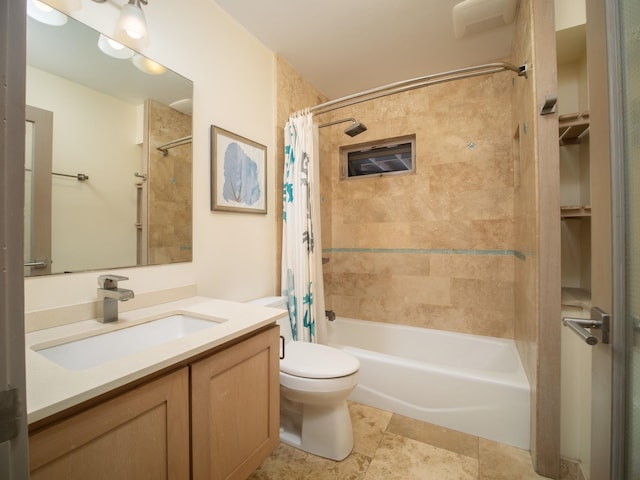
275 56 520 340
319 73 517 339
146 99 192 265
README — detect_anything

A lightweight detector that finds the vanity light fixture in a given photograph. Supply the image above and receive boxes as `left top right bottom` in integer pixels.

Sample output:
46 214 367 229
27 0 68 26
97 34 135 59
131 54 166 75
116 0 149 43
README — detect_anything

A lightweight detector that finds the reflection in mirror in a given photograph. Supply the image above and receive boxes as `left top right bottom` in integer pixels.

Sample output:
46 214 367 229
25 6 193 276
24 105 53 276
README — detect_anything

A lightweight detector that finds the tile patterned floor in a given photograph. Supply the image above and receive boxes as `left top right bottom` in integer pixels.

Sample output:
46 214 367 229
248 402 551 480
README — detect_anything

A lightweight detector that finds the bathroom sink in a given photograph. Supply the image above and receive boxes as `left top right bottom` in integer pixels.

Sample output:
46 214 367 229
34 313 225 371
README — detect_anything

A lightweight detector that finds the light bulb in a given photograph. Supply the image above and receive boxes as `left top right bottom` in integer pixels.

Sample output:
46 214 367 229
27 0 68 26
116 1 148 42
132 54 166 75
97 33 134 59
33 0 53 12
107 38 125 50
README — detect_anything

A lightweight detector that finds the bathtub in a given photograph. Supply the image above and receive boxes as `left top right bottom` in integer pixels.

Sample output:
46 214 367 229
325 317 530 450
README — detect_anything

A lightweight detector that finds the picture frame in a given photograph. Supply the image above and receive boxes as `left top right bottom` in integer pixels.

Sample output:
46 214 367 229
211 125 267 214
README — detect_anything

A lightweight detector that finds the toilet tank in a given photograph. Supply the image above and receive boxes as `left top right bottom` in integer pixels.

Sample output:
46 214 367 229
246 296 293 343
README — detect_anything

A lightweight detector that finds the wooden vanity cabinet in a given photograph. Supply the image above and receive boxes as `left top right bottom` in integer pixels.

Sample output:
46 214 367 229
191 325 280 480
29 368 190 479
28 325 280 480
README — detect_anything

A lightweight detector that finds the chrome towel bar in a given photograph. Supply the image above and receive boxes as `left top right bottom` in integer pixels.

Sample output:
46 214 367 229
24 259 48 268
52 171 89 181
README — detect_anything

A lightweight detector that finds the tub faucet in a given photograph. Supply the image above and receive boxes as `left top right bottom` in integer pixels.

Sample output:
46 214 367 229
97 274 134 323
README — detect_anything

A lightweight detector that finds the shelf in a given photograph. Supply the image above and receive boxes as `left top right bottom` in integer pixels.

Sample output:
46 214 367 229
559 111 589 145
561 205 591 219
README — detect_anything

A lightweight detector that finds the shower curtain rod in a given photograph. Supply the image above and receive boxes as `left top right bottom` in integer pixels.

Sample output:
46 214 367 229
309 61 527 116
157 135 193 156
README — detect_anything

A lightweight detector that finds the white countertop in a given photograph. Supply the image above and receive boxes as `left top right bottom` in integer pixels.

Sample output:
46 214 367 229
25 296 286 424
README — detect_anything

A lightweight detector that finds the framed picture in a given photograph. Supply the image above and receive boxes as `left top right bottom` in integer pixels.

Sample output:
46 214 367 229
211 126 267 213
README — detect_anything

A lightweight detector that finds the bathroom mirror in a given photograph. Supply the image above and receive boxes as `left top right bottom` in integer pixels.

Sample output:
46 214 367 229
25 9 193 277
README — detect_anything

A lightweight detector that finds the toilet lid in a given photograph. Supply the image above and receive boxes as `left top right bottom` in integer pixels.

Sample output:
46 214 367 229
281 341 360 379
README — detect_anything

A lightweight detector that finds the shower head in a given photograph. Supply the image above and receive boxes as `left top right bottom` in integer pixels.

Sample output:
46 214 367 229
344 121 367 137
319 117 368 137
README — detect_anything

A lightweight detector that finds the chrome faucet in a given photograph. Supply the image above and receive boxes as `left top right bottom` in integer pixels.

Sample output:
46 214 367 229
97 274 134 323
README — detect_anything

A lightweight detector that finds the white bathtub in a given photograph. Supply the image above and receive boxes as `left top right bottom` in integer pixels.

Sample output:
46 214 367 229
325 317 530 449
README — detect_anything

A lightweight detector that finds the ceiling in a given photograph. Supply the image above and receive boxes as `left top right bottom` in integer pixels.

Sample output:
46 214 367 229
214 0 518 99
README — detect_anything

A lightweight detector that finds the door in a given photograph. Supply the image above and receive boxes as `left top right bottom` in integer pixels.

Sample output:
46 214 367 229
587 0 639 478
608 0 640 478
0 0 29 477
24 105 53 276
585 0 613 478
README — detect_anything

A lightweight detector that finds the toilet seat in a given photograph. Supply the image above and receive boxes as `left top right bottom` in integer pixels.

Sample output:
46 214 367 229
281 341 360 379
280 370 359 394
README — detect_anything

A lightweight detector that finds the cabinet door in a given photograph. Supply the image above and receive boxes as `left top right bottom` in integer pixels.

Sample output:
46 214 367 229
29 368 190 479
191 326 279 480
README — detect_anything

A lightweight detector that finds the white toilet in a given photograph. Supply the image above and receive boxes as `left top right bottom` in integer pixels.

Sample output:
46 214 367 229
248 296 360 461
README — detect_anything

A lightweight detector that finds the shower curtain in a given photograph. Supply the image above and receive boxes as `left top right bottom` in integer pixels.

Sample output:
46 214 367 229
281 110 326 343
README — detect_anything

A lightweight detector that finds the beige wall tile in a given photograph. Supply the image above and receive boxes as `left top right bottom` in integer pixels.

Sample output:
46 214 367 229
465 308 515 339
430 255 514 282
146 99 192 264
319 71 518 338
451 278 514 313
409 221 475 250
449 188 514 222
390 275 451 306
470 219 515 250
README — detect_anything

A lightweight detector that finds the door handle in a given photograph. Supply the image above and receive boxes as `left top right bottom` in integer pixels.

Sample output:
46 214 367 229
563 306 610 346
279 335 285 360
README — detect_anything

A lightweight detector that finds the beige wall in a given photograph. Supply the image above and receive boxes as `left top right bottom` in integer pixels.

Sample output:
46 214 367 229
25 0 276 315
319 73 516 339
